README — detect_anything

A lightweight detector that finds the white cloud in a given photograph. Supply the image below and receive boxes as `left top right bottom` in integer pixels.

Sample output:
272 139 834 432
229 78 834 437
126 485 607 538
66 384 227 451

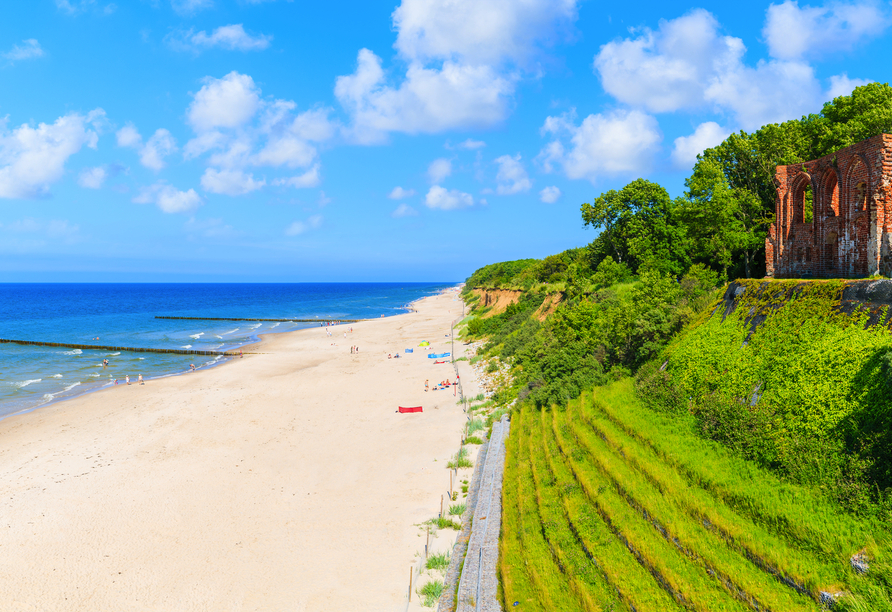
171 0 212 16
456 138 485 150
594 10 745 114
78 166 107 189
494 154 532 195
3 39 45 62
392 203 418 217
115 125 177 171
188 72 261 132
285 214 323 236
335 49 514 142
539 185 561 203
428 158 452 183
827 73 872 99
392 0 578 66
425 185 474 210
592 9 847 130
764 0 890 60
134 182 203 213
539 109 661 182
272 165 321 189
167 24 272 53
0 110 104 199
388 186 415 199
201 168 265 196
671 122 730 169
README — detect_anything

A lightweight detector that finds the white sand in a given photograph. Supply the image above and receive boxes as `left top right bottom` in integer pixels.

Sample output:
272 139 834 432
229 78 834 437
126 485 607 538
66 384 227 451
0 290 471 611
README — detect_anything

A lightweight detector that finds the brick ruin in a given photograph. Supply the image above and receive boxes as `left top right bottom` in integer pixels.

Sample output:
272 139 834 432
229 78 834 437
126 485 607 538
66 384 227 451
766 133 892 278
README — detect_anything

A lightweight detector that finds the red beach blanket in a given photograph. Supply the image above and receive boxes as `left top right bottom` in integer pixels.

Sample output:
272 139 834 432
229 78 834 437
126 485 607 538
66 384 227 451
434 360 447 364
398 406 423 413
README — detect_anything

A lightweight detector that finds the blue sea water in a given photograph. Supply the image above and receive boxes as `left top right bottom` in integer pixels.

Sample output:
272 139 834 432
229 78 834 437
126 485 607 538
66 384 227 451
0 282 454 419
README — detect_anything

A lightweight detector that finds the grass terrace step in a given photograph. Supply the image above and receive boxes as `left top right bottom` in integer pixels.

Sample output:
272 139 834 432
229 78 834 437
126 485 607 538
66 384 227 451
576 389 842 599
551 406 752 612
540 405 681 612
526 406 624 611
565 399 821 612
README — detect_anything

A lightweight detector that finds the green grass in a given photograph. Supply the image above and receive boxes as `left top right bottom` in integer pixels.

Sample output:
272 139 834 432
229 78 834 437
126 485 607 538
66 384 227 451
464 435 484 445
427 517 461 530
447 447 473 469
426 551 451 571
419 579 445 607
499 380 892 610
448 503 466 516
467 418 484 435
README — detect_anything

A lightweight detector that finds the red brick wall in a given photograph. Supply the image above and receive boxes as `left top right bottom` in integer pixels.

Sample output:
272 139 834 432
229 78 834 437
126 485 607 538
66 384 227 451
767 133 892 278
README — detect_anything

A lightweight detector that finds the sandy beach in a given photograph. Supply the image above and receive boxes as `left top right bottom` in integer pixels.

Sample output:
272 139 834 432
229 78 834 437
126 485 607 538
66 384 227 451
0 289 473 611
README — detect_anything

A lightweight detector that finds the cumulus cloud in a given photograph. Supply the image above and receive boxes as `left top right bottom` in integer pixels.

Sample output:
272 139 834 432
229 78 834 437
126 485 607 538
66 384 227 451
201 168 265 196
456 138 485 150
764 0 890 60
134 182 203 213
393 0 578 66
494 154 532 195
592 9 854 130
171 0 212 16
167 24 272 53
671 122 730 169
271 165 321 189
827 73 872 99
183 74 335 191
425 185 474 210
0 110 104 199
188 72 261 132
428 158 452 183
388 186 415 199
539 109 661 182
115 124 177 171
3 39 45 62
335 49 514 142
539 185 561 203
392 203 418 217
78 166 107 189
285 214 323 236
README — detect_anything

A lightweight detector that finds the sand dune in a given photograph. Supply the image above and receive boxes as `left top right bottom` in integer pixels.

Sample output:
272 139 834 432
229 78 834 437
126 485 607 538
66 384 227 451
0 290 468 611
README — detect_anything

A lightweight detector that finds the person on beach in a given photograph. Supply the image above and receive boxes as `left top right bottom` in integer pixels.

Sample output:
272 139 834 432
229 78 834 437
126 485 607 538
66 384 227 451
138 374 144 385
425 379 429 392
126 375 130 385
190 363 195 371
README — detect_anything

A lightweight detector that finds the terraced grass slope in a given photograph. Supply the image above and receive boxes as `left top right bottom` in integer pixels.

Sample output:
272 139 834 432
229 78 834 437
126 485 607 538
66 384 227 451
500 379 892 611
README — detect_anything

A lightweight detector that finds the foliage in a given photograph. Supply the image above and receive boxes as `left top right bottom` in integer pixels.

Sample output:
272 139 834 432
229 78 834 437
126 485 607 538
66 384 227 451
465 259 540 289
447 446 473 469
419 579 445 607
426 551 451 571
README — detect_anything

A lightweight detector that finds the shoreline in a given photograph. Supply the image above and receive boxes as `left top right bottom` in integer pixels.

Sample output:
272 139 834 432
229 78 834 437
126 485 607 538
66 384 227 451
0 295 434 425
0 287 467 611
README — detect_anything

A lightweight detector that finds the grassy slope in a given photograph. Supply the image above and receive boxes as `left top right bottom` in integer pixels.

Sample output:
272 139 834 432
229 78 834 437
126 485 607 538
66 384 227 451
500 380 892 610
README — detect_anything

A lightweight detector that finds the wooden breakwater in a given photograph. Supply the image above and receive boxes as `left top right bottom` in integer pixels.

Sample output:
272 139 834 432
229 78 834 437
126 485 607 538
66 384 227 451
155 316 365 323
0 338 245 357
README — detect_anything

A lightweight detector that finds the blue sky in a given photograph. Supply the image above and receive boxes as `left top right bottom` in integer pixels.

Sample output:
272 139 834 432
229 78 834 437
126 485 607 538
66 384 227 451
0 0 888 281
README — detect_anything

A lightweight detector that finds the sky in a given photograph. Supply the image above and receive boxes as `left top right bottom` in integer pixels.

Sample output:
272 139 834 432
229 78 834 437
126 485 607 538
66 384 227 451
0 0 889 282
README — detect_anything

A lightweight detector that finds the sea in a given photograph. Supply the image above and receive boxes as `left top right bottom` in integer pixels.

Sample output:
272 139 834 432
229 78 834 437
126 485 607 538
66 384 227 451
0 282 455 420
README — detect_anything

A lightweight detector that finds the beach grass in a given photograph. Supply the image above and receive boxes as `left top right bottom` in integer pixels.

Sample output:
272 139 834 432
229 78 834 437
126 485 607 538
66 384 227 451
419 579 445 607
447 446 473 469
448 503 466 516
426 551 451 572
463 435 483 445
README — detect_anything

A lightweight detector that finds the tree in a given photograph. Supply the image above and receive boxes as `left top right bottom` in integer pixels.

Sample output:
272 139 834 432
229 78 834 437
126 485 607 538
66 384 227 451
581 179 689 275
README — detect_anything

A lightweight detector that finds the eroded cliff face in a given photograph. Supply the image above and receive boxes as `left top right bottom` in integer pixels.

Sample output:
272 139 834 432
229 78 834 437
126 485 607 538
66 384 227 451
471 288 563 319
472 288 523 318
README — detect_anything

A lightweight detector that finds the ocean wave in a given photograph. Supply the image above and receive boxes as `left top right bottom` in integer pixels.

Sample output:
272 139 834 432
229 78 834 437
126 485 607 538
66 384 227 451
221 328 239 336
52 374 63 378
270 322 280 329
107 352 121 356
61 349 82 356
138 357 145 360
181 345 192 349
215 335 223 339
39 393 54 404
249 323 262 330
90 373 100 377
63 382 81 392
11 379 41 388
190 333 204 339
210 343 224 349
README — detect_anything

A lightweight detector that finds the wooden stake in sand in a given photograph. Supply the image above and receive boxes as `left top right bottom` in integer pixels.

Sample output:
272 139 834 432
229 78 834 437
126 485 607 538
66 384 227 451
450 470 453 498
409 566 413 602
425 525 430 558
440 494 444 520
